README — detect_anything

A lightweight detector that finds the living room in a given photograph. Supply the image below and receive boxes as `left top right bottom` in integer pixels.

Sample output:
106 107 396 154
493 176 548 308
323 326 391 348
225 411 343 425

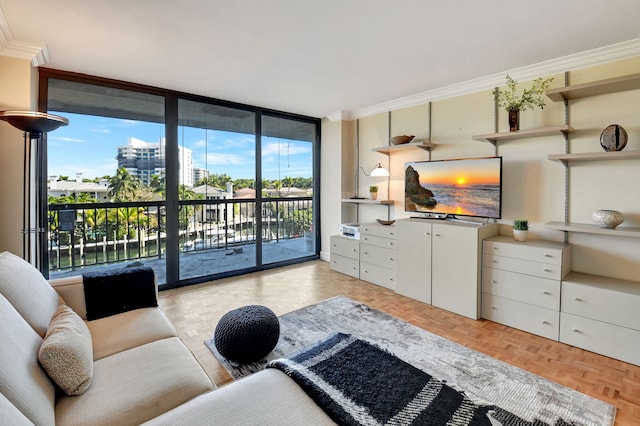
1 1 640 425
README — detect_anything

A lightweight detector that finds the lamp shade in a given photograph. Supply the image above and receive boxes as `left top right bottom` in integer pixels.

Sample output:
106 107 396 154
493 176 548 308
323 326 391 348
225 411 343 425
0 111 68 134
370 163 389 177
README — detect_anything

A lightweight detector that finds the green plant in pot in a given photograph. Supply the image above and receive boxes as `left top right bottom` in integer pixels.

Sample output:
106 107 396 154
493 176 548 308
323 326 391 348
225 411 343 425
512 219 529 242
493 75 554 132
369 185 378 200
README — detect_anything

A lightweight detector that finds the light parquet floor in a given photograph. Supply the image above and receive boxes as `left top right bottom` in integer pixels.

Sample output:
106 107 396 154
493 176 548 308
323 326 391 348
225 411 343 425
158 260 640 425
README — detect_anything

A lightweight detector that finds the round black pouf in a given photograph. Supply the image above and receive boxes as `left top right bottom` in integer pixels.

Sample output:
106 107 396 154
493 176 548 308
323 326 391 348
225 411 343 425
214 305 280 363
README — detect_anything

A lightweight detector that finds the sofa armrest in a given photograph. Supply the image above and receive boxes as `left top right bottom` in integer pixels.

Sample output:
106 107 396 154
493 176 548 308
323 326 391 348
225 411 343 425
50 275 88 319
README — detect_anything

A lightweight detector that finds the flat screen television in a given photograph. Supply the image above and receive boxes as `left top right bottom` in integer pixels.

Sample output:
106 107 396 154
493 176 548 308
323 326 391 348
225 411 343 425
405 156 502 219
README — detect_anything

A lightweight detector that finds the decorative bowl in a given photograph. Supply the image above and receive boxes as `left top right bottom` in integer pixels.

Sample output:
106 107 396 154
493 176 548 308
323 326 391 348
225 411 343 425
390 135 415 145
376 219 396 226
592 209 624 229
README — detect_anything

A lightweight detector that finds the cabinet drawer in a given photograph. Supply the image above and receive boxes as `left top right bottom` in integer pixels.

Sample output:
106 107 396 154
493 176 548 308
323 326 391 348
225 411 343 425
483 238 567 265
360 234 395 249
329 254 359 278
482 293 559 340
330 236 359 260
360 244 396 269
560 313 640 367
483 254 562 280
360 262 395 290
562 278 640 330
360 223 397 239
482 267 560 310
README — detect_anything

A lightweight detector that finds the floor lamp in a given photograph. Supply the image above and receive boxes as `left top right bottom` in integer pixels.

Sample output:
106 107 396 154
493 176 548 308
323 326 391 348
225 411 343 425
0 111 68 274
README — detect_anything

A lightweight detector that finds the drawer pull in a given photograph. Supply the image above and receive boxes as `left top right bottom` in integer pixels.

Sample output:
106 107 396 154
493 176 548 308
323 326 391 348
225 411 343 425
490 280 497 284
492 260 498 264
388 242 394 246
363 227 369 231
364 251 369 255
352 248 357 252
543 291 551 295
435 233 441 237
425 232 430 236
542 320 551 325
544 269 552 273
389 278 394 282
544 254 553 258
389 258 394 261
491 306 497 310
352 266 357 270
389 232 394 236
572 328 582 334
492 246 498 250
574 297 583 302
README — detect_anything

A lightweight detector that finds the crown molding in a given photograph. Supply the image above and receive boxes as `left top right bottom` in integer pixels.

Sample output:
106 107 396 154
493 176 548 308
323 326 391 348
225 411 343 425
0 6 49 66
350 38 640 120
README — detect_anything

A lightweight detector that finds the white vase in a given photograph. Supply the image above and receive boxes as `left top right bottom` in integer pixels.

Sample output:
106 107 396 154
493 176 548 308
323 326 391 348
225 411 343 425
370 192 378 200
513 229 528 242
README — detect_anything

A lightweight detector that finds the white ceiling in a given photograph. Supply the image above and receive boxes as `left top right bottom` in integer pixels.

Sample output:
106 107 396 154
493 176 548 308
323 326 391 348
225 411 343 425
2 0 640 119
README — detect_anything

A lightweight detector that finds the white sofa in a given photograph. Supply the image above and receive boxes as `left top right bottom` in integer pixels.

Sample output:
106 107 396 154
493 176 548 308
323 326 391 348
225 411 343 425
0 251 335 425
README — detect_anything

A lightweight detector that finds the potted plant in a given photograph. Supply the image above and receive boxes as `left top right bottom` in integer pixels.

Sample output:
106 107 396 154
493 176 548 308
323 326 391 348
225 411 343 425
369 185 378 200
512 219 529 242
493 75 554 132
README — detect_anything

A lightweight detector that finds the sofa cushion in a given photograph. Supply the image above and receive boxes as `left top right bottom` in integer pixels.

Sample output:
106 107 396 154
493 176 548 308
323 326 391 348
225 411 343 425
0 293 55 426
87 307 178 360
55 336 214 426
0 391 34 425
143 368 335 426
39 305 93 396
0 251 63 337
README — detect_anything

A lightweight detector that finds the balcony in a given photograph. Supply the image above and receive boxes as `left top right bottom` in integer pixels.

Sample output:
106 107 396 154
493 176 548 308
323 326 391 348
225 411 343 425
48 197 315 284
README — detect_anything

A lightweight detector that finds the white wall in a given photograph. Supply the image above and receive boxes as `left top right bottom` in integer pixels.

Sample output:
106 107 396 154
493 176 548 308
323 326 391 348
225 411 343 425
328 56 640 282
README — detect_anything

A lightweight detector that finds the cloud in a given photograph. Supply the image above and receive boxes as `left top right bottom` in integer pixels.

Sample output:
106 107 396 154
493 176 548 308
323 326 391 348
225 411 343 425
51 136 85 143
205 153 245 165
262 141 311 156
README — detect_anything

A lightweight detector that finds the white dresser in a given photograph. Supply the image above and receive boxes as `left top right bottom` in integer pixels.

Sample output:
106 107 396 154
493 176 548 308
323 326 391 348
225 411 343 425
359 223 396 290
329 235 359 278
560 272 640 366
481 236 571 340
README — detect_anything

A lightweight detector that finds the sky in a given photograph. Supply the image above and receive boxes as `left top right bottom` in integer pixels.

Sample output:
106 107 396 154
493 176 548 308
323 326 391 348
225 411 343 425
410 157 501 186
47 112 313 183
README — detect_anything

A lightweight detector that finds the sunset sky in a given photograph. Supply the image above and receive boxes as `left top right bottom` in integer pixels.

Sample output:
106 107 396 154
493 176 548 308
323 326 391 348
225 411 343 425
410 157 501 186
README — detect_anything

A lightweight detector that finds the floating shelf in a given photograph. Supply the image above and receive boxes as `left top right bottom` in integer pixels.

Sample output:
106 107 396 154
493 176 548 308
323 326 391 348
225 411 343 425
472 125 575 144
372 140 435 155
548 150 640 164
341 198 394 205
546 222 640 238
546 72 640 102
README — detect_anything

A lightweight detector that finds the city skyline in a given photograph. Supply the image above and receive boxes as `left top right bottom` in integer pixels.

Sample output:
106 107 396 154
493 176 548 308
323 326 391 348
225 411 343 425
48 112 313 185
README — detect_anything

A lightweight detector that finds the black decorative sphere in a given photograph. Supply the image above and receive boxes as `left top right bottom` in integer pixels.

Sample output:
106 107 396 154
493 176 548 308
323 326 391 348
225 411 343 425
214 305 280 363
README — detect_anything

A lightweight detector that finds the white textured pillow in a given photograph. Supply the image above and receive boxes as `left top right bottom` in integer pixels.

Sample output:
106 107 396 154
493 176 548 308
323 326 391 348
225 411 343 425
38 305 93 396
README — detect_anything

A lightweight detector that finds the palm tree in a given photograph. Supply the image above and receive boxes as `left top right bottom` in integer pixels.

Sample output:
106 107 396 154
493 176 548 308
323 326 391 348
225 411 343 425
108 168 142 201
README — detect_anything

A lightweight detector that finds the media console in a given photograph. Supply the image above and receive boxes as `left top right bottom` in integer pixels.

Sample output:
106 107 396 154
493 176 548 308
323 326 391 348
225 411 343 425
330 219 498 319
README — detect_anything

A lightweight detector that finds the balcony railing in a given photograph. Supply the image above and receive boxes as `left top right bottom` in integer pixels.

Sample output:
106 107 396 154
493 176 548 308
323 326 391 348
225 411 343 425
48 197 313 274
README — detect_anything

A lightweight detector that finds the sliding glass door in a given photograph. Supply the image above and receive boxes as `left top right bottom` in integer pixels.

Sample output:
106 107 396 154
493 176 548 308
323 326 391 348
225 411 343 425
177 99 257 281
41 70 320 288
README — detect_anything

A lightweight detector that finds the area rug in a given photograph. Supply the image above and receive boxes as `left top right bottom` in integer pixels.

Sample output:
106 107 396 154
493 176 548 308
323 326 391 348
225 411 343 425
204 296 615 426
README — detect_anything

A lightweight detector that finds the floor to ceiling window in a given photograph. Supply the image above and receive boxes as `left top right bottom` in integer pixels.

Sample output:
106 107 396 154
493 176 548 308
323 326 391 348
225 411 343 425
40 70 320 288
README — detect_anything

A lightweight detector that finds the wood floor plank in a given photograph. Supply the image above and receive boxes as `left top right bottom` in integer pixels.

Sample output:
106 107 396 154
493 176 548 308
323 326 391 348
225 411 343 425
158 260 639 425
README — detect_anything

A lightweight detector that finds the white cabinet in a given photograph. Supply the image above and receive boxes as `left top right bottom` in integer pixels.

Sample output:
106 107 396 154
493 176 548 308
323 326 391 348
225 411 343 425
329 235 359 278
359 223 396 290
396 220 432 303
431 222 498 319
481 236 570 340
560 272 640 366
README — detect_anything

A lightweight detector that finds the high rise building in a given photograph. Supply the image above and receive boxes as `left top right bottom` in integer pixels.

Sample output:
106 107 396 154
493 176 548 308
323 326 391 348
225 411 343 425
117 137 193 187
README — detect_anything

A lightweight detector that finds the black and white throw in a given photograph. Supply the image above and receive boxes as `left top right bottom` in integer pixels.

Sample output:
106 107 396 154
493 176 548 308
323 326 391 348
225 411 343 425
268 333 572 426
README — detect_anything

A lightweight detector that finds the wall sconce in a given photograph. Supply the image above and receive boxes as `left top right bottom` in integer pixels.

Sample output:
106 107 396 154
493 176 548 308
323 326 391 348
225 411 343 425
351 163 389 199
